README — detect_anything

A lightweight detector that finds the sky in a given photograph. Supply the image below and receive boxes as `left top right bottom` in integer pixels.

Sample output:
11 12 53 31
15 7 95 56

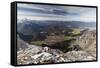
17 3 96 22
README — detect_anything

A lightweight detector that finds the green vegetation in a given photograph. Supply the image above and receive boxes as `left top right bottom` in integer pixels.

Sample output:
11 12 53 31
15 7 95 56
30 28 81 49
64 36 73 40
31 41 45 46
71 29 81 35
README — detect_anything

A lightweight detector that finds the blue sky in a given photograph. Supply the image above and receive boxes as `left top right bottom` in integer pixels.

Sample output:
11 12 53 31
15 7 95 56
17 3 96 22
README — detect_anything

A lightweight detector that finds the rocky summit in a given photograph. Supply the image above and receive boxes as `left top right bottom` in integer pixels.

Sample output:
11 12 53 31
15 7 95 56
17 30 96 65
17 45 96 65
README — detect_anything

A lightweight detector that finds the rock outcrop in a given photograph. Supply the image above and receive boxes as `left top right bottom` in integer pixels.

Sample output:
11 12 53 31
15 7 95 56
17 36 29 50
17 45 96 65
17 30 96 65
69 30 96 57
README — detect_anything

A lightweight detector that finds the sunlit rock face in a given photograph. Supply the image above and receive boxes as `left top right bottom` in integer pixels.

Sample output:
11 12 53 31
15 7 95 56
69 30 96 57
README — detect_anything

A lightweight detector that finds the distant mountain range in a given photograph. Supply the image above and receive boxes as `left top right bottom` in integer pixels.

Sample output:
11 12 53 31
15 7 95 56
17 19 96 42
18 19 96 33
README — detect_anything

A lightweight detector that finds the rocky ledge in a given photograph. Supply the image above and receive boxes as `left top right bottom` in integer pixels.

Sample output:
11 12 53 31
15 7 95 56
17 45 96 65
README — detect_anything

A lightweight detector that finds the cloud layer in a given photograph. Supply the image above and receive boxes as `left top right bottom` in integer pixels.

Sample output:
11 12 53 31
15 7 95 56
17 3 96 22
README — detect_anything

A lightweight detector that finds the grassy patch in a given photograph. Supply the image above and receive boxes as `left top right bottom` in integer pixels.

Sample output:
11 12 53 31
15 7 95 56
31 41 45 46
64 36 73 40
71 29 81 35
